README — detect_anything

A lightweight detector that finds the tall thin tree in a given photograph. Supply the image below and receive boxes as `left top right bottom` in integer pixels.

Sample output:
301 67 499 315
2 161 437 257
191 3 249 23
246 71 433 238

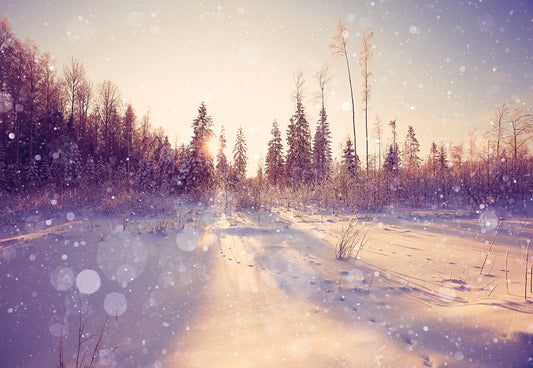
313 64 332 181
359 28 374 176
331 19 357 171
63 57 86 138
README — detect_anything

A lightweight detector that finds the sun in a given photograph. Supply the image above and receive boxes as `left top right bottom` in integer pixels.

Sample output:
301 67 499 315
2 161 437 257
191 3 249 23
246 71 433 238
205 136 219 156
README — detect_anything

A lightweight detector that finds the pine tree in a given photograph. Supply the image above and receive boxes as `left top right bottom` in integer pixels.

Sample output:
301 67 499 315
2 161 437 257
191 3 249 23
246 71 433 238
313 65 332 182
265 120 284 186
137 155 157 191
313 106 332 181
424 142 439 205
383 144 399 174
215 126 229 185
403 126 421 171
157 137 179 193
24 158 42 190
403 126 421 205
437 144 448 206
183 102 214 195
0 147 6 191
122 104 136 174
384 120 400 174
342 138 358 176
232 126 247 182
285 73 312 185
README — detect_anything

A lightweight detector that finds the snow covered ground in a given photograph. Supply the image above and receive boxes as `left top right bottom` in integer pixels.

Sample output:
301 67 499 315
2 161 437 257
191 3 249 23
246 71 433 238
1 202 532 367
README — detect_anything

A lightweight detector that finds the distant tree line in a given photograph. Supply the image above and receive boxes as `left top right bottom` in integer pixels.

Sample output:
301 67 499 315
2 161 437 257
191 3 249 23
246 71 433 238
260 19 532 211
1 16 531 212
262 88 532 211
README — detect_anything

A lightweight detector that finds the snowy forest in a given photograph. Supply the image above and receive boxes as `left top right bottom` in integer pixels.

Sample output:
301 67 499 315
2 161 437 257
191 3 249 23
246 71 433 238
1 6 533 368
1 16 531 216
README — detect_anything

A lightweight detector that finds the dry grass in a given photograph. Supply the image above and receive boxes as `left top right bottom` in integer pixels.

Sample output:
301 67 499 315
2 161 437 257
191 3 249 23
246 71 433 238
335 215 376 260
57 293 116 368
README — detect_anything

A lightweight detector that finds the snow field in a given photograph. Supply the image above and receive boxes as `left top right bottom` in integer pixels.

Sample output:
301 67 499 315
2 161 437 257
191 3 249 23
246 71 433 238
0 205 532 367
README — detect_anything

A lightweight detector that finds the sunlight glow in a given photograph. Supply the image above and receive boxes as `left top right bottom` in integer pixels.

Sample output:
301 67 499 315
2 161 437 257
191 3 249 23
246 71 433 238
205 136 219 157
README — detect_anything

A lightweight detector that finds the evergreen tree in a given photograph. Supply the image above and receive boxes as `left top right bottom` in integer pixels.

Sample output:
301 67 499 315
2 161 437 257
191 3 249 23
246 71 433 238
384 120 400 174
285 73 312 185
232 126 247 182
313 106 332 181
24 158 42 190
437 144 448 205
215 126 229 184
383 144 399 174
424 142 439 204
48 139 81 190
403 126 421 170
342 138 358 176
181 102 214 194
137 155 157 191
313 65 333 182
403 126 421 205
157 137 179 193
0 147 6 191
122 104 136 173
265 120 284 186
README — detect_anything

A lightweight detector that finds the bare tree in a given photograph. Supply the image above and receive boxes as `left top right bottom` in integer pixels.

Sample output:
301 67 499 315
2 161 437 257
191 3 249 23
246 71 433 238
20 39 44 161
331 19 357 171
76 78 92 142
507 107 532 163
372 114 383 170
315 64 332 110
97 80 121 159
359 28 374 176
492 103 509 160
292 70 305 104
63 57 86 137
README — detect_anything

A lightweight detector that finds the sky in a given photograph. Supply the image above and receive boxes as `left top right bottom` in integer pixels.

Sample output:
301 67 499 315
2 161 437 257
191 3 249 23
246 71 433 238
1 0 532 173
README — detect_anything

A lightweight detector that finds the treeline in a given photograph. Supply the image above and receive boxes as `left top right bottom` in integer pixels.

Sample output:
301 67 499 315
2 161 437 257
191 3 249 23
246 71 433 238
260 103 532 212
0 17 187 196
1 16 531 213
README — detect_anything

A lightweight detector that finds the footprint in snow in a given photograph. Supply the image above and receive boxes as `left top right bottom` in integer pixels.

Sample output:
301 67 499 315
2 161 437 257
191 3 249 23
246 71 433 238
423 356 433 367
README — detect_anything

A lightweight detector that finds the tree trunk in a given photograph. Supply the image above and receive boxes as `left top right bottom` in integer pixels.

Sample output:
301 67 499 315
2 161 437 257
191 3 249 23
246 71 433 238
344 50 357 171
